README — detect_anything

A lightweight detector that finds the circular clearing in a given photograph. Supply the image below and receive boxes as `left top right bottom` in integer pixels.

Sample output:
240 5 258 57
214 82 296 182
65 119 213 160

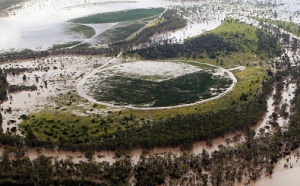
77 61 237 109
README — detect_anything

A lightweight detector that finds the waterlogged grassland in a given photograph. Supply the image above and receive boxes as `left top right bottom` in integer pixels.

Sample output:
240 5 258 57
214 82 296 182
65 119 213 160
90 69 232 107
70 8 165 24
18 17 275 146
253 17 300 37
68 24 96 38
19 64 266 144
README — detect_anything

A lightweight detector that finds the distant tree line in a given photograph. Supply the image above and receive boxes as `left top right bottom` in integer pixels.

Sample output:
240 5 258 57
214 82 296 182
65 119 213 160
0 47 119 63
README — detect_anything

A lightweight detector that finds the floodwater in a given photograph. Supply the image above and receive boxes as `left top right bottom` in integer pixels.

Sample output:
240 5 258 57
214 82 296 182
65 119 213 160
255 167 300 186
254 149 300 186
0 0 163 51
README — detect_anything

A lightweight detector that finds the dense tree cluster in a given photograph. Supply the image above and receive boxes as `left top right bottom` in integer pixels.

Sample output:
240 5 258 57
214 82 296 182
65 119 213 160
0 149 132 185
256 29 282 57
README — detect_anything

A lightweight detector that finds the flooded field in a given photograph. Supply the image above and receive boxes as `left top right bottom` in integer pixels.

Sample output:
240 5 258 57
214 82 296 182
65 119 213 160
79 61 236 108
0 0 300 185
0 56 113 132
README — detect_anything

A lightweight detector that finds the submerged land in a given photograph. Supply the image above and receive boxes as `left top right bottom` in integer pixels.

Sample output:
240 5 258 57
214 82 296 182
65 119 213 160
0 0 300 185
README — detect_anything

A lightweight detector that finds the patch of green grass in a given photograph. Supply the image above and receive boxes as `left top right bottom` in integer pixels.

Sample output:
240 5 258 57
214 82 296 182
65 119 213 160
253 17 300 37
70 8 165 24
19 110 123 143
133 18 281 61
202 18 259 53
68 24 96 38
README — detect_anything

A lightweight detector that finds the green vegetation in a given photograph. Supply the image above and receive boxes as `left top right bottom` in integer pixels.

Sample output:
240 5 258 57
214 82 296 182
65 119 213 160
0 150 132 185
68 24 95 38
130 18 282 60
121 65 267 119
0 69 8 130
70 8 165 24
8 85 37 93
253 17 300 37
20 110 120 144
0 69 8 103
19 72 272 150
208 18 282 58
89 68 232 107
18 17 282 151
18 63 267 150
